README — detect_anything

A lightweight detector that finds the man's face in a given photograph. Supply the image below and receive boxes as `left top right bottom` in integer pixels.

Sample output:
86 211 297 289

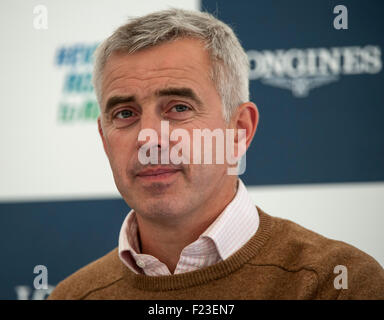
98 38 237 222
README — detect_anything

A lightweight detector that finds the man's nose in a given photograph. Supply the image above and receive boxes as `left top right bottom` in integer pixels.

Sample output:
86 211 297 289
135 113 170 151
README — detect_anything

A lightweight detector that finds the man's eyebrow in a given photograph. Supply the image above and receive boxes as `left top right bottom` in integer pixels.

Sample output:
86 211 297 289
155 87 203 106
103 87 202 115
104 96 136 114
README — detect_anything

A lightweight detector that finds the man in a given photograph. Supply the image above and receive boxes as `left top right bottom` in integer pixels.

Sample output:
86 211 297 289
48 9 384 299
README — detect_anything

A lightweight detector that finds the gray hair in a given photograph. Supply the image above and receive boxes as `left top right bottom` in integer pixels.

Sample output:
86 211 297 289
92 8 249 122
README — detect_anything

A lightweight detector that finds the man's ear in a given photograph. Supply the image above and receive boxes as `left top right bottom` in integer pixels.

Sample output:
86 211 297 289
231 102 259 157
97 116 109 157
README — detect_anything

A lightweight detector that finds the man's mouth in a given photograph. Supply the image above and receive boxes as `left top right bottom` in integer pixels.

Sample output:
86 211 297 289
136 167 182 182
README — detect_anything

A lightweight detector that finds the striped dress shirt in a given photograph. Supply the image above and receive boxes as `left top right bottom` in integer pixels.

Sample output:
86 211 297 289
118 178 259 276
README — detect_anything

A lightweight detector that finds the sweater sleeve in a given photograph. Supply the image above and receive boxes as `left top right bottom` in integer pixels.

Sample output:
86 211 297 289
303 235 384 300
335 253 384 300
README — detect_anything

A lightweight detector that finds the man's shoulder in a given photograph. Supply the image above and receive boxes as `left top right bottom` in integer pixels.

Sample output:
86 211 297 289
48 247 124 300
257 210 384 298
265 213 380 269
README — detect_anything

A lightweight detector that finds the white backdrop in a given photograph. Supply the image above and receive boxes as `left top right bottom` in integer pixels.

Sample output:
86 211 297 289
0 0 199 201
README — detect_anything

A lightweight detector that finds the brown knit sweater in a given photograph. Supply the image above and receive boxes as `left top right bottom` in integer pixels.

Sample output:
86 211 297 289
48 207 384 300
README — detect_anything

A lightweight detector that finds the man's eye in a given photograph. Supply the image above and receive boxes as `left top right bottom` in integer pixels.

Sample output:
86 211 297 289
170 104 191 112
115 110 134 119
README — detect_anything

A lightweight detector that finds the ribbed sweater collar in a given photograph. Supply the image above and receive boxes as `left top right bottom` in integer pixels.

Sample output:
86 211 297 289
120 207 272 291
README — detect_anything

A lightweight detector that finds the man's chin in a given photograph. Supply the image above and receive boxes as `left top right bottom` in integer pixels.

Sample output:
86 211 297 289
134 199 186 221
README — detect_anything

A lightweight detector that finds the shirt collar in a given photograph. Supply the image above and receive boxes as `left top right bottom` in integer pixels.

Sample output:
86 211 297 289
195 178 259 259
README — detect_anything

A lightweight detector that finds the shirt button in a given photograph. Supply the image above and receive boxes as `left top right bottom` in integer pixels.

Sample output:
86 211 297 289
136 259 146 268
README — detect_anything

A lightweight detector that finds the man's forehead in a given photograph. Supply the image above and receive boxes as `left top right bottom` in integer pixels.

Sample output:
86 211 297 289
100 39 215 108
102 38 212 81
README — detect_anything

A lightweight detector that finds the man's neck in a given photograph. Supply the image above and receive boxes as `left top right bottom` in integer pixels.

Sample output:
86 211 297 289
135 179 239 274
